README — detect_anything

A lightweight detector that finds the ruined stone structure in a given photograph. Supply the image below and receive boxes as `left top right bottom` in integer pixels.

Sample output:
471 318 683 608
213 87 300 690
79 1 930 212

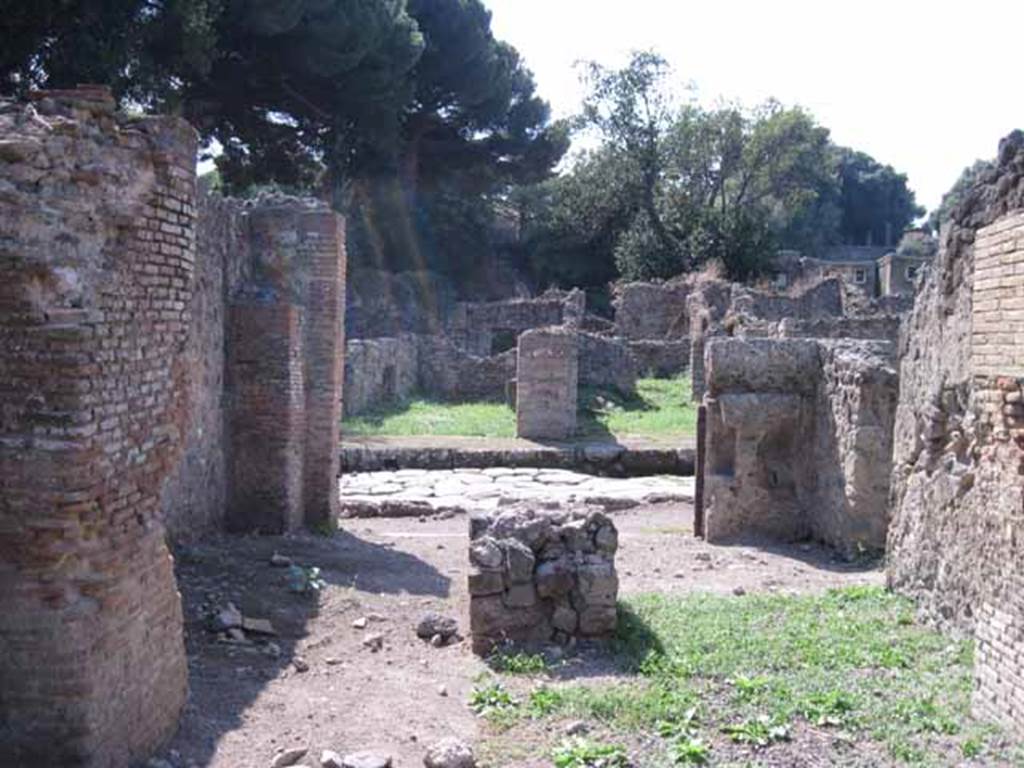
689 278 850 402
516 328 579 440
450 288 584 357
345 268 454 339
0 88 346 765
343 335 419 416
887 131 1024 738
700 338 898 556
613 279 692 340
468 505 619 653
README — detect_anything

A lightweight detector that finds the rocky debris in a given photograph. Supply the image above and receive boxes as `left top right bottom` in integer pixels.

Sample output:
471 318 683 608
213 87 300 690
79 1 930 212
211 602 242 631
243 617 277 636
320 750 344 768
270 553 293 568
271 746 309 768
362 633 385 652
468 504 619 654
423 737 476 768
416 613 459 643
293 657 310 673
565 721 589 736
352 617 368 629
341 751 392 768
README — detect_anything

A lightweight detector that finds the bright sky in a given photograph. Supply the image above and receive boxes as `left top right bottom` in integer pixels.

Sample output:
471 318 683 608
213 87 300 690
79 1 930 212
484 0 1022 213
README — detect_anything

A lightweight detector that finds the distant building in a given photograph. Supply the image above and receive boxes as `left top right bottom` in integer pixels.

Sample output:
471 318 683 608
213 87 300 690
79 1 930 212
773 242 930 298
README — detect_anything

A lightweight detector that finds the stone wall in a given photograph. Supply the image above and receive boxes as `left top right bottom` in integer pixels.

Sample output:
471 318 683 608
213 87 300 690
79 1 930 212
0 87 193 766
344 335 419 417
516 327 578 440
700 338 897 556
416 335 517 403
627 339 690 377
450 288 584 356
0 88 348 763
578 331 638 394
468 505 618 654
887 131 1024 739
346 268 453 338
612 279 692 339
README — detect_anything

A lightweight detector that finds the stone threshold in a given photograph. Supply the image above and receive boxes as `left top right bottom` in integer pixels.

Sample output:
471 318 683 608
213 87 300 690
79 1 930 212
339 436 695 477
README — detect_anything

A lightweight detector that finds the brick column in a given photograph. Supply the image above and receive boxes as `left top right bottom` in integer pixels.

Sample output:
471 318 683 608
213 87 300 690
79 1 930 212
0 89 193 765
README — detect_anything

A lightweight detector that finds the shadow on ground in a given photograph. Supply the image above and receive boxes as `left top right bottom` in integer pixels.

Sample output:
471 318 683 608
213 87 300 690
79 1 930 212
164 526 450 766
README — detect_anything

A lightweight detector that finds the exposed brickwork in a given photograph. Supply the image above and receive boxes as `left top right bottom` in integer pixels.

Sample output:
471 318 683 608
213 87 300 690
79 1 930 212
888 131 1024 739
974 578 1024 737
0 88 193 765
0 89 348 764
515 328 579 440
972 212 1024 377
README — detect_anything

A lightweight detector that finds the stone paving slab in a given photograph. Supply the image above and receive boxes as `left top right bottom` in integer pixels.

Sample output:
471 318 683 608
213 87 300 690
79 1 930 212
339 468 695 518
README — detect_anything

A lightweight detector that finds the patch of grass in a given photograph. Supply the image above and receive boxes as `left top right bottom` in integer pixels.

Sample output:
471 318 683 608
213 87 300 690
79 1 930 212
483 587 1018 766
342 376 696 440
578 376 695 439
345 398 516 438
552 738 630 768
488 650 550 675
468 679 519 718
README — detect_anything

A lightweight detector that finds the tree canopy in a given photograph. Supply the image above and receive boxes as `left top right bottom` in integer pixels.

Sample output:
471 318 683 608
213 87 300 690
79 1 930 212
519 52 923 287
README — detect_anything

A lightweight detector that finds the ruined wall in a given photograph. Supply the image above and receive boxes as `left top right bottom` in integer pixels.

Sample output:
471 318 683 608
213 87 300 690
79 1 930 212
887 131 1024 738
468 505 619 654
0 89 348 764
159 192 251 539
612 279 692 339
701 338 897 555
344 335 419 416
450 288 584 356
627 339 690 377
346 268 453 338
0 88 192 765
417 335 517 403
226 199 346 532
516 327 578 440
577 331 638 394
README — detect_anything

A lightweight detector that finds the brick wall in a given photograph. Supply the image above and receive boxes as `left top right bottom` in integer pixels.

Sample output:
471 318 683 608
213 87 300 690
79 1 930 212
0 89 348 764
516 328 578 440
972 211 1024 377
0 88 192 765
974 577 1024 736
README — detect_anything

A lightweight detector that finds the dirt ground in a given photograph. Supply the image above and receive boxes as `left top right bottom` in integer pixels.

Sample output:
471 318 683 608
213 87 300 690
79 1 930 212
162 502 883 768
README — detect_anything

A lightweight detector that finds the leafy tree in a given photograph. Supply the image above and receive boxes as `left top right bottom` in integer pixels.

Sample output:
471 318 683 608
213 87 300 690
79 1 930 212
0 0 567 290
835 148 924 246
928 158 995 232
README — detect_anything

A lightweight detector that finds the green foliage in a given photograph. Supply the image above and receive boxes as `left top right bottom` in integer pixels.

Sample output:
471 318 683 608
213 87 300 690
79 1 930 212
721 715 791 747
928 158 995 232
468 680 519 717
521 51 922 286
552 738 630 768
286 565 324 595
488 650 550 675
482 587 1015 766
344 377 697 441
527 685 564 718
835 147 925 246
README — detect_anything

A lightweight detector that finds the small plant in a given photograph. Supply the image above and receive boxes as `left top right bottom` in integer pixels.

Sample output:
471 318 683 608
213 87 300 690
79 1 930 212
669 737 710 765
731 675 770 703
527 685 563 717
468 680 518 717
800 689 855 727
722 715 790 748
656 707 699 740
287 564 325 594
552 738 631 768
488 650 549 675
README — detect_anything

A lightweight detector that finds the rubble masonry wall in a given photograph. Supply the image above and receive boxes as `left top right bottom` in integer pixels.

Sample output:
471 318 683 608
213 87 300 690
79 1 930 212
886 131 1024 738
